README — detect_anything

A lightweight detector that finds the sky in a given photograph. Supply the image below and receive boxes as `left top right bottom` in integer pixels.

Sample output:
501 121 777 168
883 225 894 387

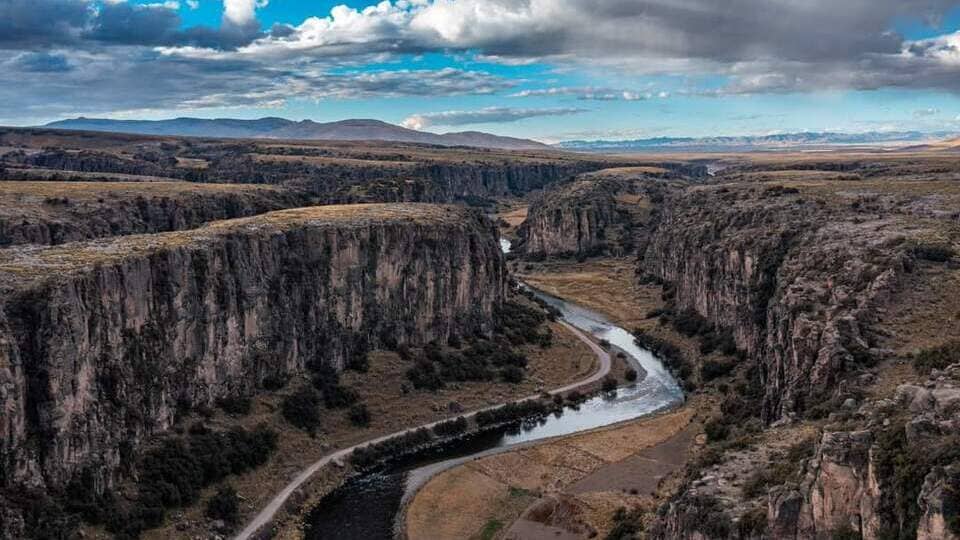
3 0 960 142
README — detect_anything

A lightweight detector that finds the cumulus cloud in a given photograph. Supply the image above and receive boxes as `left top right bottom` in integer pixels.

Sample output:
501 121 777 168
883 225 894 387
4 0 960 121
402 106 587 129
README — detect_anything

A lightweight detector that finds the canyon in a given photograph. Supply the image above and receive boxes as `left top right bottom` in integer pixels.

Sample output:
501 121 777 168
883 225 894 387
0 127 958 540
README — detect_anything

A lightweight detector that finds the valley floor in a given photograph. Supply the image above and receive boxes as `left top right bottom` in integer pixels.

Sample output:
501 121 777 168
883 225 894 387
115 321 599 539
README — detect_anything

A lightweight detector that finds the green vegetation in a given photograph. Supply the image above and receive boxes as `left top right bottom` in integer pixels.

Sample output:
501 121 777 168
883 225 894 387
479 519 504 540
910 242 956 263
704 417 730 442
912 341 960 375
475 399 551 428
348 403 371 427
432 416 468 438
281 386 322 434
205 485 240 525
606 506 644 540
624 368 639 382
351 427 433 470
92 424 278 538
738 506 768 538
602 376 618 392
405 297 552 390
216 395 252 416
874 424 960 539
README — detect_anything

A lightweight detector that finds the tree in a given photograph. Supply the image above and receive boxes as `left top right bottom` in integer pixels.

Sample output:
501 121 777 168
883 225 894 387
205 485 239 525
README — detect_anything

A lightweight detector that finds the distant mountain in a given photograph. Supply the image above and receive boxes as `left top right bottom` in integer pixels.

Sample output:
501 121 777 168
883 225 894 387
556 131 959 152
42 117 550 150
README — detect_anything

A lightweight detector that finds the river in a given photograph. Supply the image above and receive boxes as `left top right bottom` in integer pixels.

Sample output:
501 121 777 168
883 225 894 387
301 239 683 539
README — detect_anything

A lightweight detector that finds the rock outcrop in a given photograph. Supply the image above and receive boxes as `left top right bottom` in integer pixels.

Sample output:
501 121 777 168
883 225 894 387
0 182 311 246
0 203 504 494
516 174 672 259
768 366 960 539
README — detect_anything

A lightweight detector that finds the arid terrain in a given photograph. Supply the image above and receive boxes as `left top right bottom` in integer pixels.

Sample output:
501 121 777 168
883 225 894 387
1 127 959 540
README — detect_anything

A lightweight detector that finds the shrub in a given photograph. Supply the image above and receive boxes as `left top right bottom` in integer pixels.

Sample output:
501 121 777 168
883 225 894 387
261 373 289 391
672 309 713 337
216 396 251 416
281 386 322 434
433 416 468 438
205 486 239 525
624 368 638 382
322 384 358 409
913 341 960 375
406 360 445 390
348 403 371 427
501 365 524 384
911 242 955 263
351 427 433 469
111 425 276 537
347 350 370 372
738 506 768 538
701 359 734 381
704 418 729 442
602 376 618 392
475 400 550 427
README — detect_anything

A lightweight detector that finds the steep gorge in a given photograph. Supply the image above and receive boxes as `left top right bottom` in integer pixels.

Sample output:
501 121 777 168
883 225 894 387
0 204 504 497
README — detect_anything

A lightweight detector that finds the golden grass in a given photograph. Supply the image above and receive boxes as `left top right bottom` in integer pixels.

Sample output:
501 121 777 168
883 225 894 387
0 204 473 280
0 180 278 200
405 407 696 540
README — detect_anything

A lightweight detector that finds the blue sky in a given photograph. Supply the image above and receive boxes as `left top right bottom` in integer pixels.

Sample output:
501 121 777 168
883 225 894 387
3 0 960 141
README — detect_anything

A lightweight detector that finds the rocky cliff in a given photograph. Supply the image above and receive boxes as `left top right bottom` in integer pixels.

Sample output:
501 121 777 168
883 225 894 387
515 174 672 259
0 181 311 246
768 366 960 539
643 177 960 539
642 184 912 421
0 203 504 494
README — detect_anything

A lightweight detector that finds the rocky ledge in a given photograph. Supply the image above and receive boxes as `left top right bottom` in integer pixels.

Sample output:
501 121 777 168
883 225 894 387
0 181 311 247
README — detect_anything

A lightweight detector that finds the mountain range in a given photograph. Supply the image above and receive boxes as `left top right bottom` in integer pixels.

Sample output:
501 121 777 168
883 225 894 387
557 131 960 152
42 117 551 150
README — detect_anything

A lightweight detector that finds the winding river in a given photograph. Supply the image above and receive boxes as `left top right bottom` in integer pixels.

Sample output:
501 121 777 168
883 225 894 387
299 239 683 539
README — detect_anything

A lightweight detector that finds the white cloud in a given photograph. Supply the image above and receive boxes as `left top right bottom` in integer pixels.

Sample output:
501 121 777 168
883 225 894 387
223 0 267 27
511 86 664 101
402 106 587 129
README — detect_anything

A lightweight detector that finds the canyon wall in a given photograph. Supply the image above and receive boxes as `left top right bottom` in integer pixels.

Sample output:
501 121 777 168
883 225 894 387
0 204 504 493
0 182 311 246
642 185 909 421
515 174 674 259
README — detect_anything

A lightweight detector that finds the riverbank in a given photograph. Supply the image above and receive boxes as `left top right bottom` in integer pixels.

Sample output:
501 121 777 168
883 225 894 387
131 318 597 540
229 318 612 540
403 258 715 539
405 405 699 540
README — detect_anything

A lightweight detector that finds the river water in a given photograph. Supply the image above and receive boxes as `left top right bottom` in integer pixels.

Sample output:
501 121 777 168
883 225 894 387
302 239 683 539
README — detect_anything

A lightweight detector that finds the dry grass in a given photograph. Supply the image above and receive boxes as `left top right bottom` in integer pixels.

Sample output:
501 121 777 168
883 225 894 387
0 180 277 201
405 407 696 540
0 204 474 281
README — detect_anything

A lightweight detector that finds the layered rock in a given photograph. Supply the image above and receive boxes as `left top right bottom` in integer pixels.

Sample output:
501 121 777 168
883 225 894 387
642 185 911 421
0 203 504 492
0 181 311 246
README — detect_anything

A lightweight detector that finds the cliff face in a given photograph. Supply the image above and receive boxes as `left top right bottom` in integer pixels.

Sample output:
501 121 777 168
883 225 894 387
516 175 668 259
769 366 960 540
643 185 909 421
0 204 504 492
0 182 311 246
